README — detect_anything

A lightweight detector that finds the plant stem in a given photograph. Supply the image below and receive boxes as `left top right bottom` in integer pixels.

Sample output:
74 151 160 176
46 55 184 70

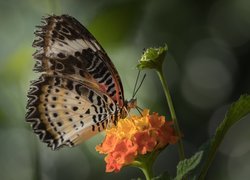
132 160 153 180
156 69 185 160
141 163 153 180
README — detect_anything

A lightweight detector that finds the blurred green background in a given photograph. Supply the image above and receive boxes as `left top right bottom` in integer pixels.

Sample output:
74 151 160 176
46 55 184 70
0 0 250 179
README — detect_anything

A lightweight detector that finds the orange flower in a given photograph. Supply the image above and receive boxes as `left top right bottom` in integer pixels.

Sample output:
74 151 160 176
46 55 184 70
105 139 138 172
148 112 165 129
96 134 119 154
134 130 156 154
96 109 179 172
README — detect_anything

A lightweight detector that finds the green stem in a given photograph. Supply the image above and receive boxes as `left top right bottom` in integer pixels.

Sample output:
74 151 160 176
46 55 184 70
131 151 159 180
156 69 185 160
132 160 153 180
141 162 153 180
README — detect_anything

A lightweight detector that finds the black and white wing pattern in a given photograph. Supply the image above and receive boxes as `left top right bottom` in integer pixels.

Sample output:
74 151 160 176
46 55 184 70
26 14 128 150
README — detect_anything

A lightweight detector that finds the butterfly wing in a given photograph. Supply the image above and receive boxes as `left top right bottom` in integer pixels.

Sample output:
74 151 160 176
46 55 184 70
33 14 125 107
26 74 117 150
26 14 125 150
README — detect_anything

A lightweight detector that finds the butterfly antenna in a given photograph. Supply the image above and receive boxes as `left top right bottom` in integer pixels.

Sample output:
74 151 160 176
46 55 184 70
136 106 143 116
136 105 143 111
133 73 146 99
132 70 141 98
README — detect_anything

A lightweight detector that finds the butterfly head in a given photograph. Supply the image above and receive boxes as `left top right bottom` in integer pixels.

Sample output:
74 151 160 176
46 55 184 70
125 98 137 110
120 98 137 118
119 71 145 119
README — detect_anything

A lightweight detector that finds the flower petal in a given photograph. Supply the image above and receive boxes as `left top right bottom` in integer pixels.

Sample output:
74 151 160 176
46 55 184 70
96 109 179 173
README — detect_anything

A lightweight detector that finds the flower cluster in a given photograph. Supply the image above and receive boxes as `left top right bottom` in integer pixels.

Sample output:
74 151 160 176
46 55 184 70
96 109 179 172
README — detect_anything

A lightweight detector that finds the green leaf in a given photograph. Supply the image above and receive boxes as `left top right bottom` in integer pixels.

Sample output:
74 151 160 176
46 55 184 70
175 151 203 180
198 94 250 179
223 94 250 127
137 44 168 70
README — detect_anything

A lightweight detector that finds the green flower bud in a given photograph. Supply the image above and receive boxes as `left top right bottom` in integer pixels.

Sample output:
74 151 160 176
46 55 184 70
137 44 168 71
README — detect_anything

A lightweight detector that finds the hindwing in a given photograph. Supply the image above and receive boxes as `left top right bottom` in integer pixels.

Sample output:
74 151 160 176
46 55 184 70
26 74 117 150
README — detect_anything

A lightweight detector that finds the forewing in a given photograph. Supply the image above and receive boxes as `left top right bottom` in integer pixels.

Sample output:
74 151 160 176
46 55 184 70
33 14 124 107
26 74 117 150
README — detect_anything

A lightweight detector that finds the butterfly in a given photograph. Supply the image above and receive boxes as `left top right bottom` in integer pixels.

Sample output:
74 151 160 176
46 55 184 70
26 14 137 150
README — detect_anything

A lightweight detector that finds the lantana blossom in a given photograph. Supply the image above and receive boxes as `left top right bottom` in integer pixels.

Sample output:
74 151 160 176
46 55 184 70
96 109 179 172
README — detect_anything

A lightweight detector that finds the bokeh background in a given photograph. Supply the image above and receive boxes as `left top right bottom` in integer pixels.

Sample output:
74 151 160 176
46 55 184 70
0 0 250 179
